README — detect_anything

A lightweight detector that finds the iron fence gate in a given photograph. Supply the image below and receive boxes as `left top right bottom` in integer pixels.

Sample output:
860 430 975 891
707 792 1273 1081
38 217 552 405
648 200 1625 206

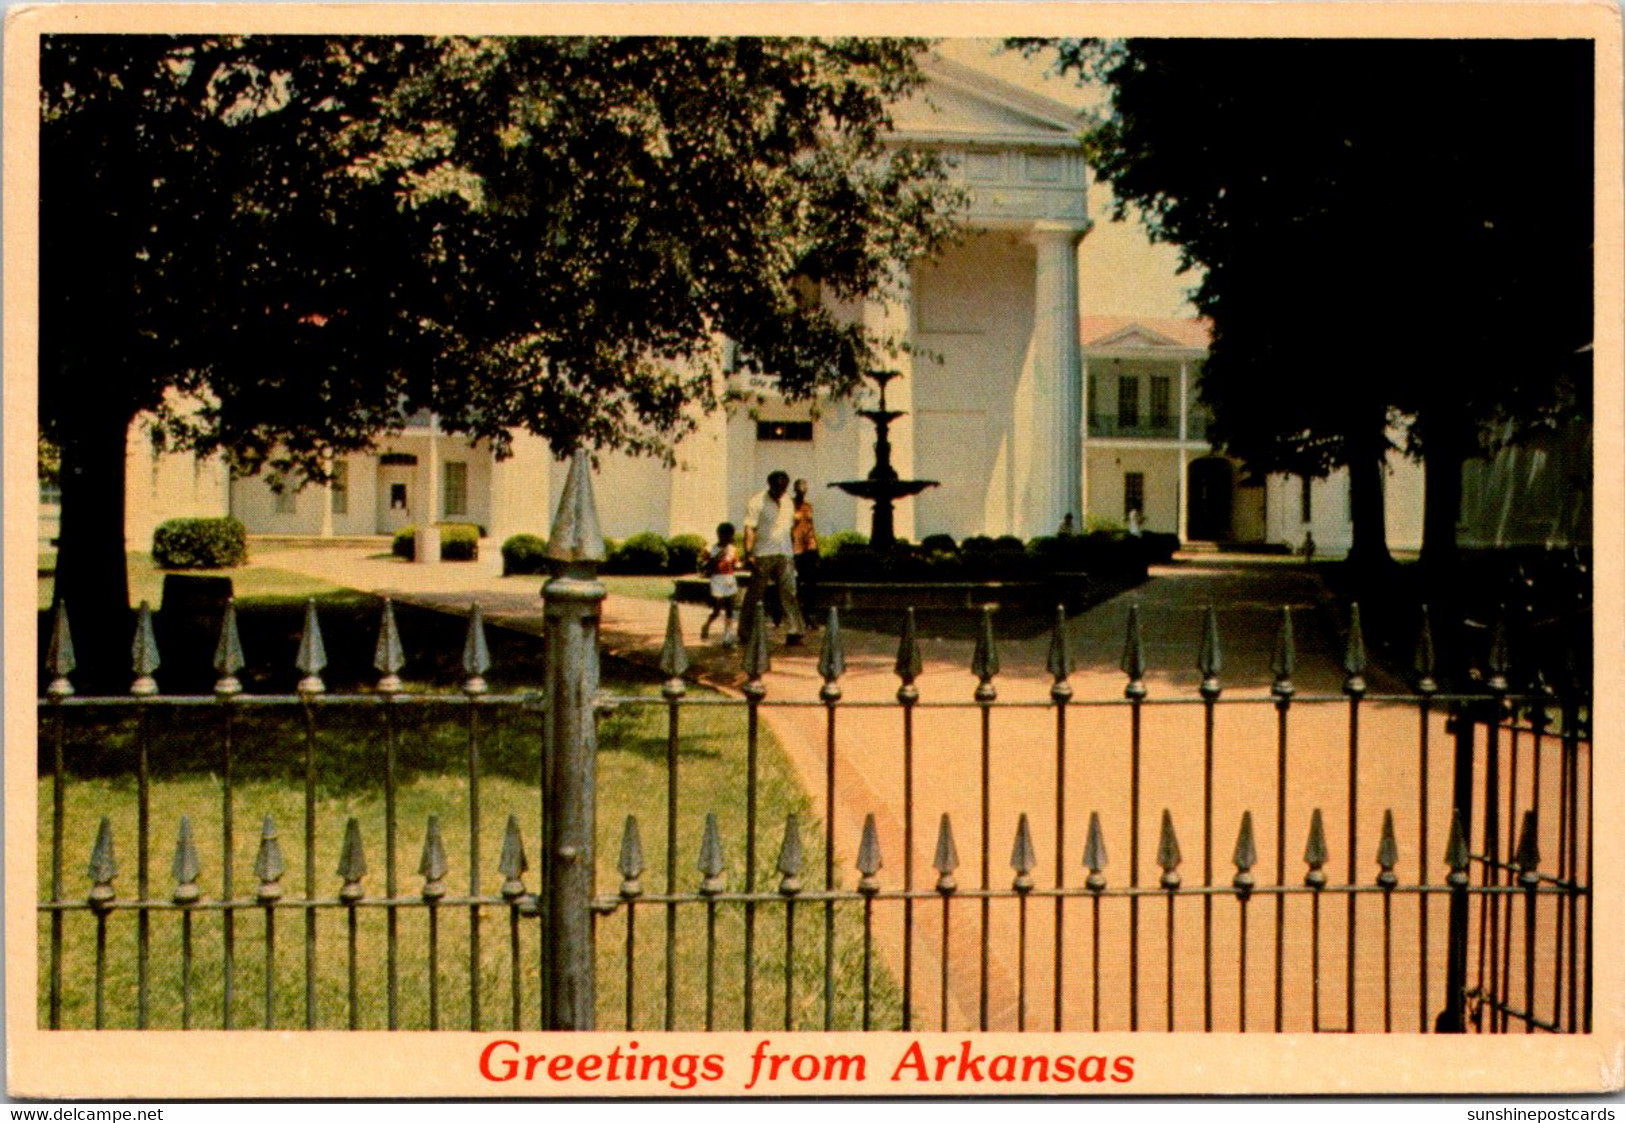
37 455 1592 1035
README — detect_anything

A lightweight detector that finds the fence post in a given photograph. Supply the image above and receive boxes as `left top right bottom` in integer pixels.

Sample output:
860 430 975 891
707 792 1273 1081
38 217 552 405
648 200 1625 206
1437 705 1476 1032
541 450 607 1030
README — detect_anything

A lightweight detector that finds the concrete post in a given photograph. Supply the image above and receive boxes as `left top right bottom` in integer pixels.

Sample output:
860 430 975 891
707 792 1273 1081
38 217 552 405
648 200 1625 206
540 449 606 1028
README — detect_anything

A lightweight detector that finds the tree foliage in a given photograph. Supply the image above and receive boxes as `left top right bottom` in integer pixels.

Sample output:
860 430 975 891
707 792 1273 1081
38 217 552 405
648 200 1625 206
1021 38 1593 569
40 35 964 672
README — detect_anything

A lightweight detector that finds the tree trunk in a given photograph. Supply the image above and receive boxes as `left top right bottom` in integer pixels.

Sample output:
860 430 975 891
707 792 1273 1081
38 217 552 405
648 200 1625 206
1420 434 1465 574
1345 447 1393 575
53 403 135 692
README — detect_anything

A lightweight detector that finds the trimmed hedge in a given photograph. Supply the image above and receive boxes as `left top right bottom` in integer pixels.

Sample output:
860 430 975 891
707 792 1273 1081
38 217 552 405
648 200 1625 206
604 532 669 575
152 517 248 570
392 523 481 562
666 534 707 575
501 534 550 576
817 528 1181 583
819 530 869 560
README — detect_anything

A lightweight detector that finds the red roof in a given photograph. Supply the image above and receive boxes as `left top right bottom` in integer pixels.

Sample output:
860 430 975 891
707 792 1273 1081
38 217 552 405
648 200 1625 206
1082 315 1211 350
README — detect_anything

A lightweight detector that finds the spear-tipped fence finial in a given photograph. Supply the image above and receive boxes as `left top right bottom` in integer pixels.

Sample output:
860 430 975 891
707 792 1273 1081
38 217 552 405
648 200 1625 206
1232 811 1257 896
337 818 367 903
1271 606 1296 699
697 812 726 895
742 603 771 695
462 603 492 695
659 601 689 699
296 598 327 694
1444 809 1470 888
1304 808 1329 889
1083 811 1108 892
1376 809 1399 889
1514 810 1541 887
1157 810 1182 890
1413 604 1438 695
1121 604 1147 700
546 449 607 568
894 608 923 704
46 600 76 699
498 814 529 901
1047 605 1074 702
776 815 804 896
817 608 845 702
856 814 883 894
374 597 406 693
618 816 645 899
1487 605 1511 694
972 606 1000 702
1010 813 1037 893
932 814 960 893
1343 604 1368 697
171 817 201 905
213 598 245 696
255 815 285 903
1198 605 1223 700
419 816 448 901
88 818 117 909
130 601 160 696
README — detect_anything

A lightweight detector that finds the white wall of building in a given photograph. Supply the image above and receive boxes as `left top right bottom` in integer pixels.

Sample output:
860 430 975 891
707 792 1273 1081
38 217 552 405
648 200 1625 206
125 423 231 549
912 231 1037 539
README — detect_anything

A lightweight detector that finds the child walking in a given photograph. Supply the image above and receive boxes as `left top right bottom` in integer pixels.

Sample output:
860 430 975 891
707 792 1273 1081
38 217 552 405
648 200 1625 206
701 522 740 646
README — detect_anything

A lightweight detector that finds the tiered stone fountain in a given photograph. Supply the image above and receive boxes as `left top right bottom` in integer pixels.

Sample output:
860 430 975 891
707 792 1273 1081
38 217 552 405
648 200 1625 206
829 370 937 550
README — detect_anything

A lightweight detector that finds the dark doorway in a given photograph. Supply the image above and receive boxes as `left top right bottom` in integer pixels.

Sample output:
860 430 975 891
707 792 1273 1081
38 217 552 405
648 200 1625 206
1187 457 1234 541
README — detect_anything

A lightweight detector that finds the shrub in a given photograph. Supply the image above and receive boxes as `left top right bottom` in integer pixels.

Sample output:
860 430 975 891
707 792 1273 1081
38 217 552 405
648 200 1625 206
501 534 550 576
666 533 708 575
441 523 480 561
1084 514 1126 535
392 523 481 562
606 532 669 575
819 530 870 559
919 533 958 555
152 517 247 570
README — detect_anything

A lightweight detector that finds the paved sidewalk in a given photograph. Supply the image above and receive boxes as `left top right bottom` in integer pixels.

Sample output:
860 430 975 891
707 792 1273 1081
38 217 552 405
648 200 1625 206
253 542 1470 1032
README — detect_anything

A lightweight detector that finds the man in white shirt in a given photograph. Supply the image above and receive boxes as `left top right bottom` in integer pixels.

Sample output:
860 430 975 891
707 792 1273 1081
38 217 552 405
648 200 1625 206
740 470 807 647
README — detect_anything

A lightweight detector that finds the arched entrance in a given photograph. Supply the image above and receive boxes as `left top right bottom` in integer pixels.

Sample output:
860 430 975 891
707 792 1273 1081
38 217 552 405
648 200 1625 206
1187 456 1234 541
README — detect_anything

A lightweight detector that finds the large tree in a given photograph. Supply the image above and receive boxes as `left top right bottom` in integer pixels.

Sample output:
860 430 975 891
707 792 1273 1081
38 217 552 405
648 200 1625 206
1022 38 1592 575
42 36 963 682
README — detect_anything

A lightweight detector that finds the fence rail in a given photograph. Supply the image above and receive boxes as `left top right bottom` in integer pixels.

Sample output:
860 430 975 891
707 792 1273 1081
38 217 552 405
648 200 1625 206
37 454 1592 1034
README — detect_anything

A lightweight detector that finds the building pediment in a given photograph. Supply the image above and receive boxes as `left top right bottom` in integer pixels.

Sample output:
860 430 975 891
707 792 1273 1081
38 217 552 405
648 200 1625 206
890 58 1090 227
891 58 1087 148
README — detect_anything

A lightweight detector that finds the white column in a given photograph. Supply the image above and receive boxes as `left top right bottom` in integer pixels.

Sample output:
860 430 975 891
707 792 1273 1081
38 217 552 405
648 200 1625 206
320 458 334 539
1020 221 1087 539
860 265 916 541
1178 359 1190 442
1177 359 1191 542
417 423 442 563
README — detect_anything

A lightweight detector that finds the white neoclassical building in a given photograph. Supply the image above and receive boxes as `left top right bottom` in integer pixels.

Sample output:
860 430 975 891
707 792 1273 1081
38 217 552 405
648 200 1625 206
102 48 1465 559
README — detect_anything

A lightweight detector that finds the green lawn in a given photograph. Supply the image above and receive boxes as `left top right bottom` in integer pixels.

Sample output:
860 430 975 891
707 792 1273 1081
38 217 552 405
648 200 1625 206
38 552 349 613
36 601 896 1031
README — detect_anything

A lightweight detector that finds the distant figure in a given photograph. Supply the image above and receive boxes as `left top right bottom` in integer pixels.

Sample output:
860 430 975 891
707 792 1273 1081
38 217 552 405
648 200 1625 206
791 478 820 613
741 470 807 647
700 522 740 647
1126 508 1143 537
1302 530 1317 563
1057 512 1077 537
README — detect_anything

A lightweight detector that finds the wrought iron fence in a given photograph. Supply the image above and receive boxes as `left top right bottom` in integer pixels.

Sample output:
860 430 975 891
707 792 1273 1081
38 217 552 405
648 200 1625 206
37 454 1592 1035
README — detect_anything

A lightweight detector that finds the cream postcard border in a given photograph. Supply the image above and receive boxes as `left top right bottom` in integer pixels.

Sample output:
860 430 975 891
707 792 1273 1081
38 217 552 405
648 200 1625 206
5 2 1621 1098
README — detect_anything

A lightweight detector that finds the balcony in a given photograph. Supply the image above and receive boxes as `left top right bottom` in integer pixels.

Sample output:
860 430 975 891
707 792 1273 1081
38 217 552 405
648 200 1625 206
1089 413 1178 439
1087 411 1211 441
